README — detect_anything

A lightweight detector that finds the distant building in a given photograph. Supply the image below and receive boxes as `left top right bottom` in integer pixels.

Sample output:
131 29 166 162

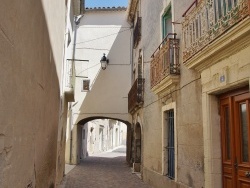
127 0 250 188
80 119 127 158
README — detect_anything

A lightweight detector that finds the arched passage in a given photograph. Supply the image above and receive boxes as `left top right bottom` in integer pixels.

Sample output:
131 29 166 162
66 116 132 165
133 122 142 172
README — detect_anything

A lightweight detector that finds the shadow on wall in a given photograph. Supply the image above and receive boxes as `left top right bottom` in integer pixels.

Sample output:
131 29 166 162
73 11 132 123
0 0 63 187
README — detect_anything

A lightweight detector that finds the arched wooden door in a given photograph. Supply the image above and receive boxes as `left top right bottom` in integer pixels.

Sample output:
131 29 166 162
220 89 250 188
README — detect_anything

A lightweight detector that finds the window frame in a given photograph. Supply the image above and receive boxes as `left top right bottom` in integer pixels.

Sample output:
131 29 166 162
162 6 172 39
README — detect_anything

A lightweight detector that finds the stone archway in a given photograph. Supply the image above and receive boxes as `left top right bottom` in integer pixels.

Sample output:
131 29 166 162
66 116 132 165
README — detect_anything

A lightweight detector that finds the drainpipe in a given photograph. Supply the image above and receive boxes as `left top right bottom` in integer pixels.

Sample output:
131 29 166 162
130 24 134 85
69 14 83 164
69 106 73 164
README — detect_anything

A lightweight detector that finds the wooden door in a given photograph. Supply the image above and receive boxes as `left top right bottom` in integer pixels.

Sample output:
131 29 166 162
221 90 250 188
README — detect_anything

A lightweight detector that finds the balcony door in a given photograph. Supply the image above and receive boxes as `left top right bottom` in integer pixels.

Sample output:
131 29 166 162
162 6 172 39
220 89 250 188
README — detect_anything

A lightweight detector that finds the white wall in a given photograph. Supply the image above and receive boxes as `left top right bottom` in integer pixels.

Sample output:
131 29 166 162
81 119 127 158
72 9 132 124
66 9 132 164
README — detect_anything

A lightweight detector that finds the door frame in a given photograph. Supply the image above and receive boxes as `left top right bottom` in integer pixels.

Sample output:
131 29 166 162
220 87 250 187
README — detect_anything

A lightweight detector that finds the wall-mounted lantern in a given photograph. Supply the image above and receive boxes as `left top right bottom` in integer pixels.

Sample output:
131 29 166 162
100 53 109 70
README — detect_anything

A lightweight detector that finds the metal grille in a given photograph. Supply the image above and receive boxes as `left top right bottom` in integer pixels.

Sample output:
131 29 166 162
150 35 180 89
128 78 145 113
182 0 250 62
167 109 175 179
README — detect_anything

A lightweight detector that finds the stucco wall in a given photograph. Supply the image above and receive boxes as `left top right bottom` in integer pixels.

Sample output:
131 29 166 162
131 0 204 187
65 9 132 165
0 0 65 187
72 10 131 124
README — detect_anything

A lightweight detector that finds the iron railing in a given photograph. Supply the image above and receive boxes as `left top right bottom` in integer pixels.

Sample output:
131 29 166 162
182 0 250 62
133 17 142 48
128 78 145 113
150 34 180 88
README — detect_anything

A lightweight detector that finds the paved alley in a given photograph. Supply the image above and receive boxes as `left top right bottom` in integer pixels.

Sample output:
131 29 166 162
59 146 152 188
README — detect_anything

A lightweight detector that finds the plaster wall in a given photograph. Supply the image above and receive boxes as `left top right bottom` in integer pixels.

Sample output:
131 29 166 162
131 0 204 187
0 0 65 187
72 10 131 123
66 9 132 164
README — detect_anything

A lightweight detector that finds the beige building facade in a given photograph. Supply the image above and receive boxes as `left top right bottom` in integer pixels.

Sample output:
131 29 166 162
0 0 82 187
182 0 250 187
127 0 204 187
128 0 250 188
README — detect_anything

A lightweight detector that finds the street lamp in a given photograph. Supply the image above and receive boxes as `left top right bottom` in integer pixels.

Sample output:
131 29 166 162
100 53 109 70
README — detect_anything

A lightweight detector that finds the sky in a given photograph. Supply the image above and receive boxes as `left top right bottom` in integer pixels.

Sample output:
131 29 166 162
85 0 128 8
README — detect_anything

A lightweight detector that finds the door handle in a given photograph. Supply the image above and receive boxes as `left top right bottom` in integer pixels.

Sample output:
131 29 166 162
234 162 238 169
245 171 250 178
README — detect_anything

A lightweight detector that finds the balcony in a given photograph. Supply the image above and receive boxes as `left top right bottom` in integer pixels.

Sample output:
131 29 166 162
128 78 145 114
133 17 141 48
150 34 180 95
183 0 250 69
64 59 75 102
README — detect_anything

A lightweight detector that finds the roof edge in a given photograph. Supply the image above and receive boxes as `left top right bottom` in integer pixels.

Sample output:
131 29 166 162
85 6 127 12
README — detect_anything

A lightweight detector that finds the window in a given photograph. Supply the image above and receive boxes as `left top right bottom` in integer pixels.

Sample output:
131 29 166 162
166 109 175 179
82 80 90 91
83 129 85 140
162 6 172 39
162 6 172 72
138 52 143 79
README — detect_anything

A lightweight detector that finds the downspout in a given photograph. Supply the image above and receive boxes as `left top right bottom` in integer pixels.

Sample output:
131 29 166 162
131 23 134 85
69 106 73 164
69 13 83 164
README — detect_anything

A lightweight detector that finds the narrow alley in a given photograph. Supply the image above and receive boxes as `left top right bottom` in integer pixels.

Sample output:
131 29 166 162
60 146 152 188
1 0 250 187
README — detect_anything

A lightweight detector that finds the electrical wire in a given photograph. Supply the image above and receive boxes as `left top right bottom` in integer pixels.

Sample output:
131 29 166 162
78 26 131 29
143 76 201 109
75 28 132 45
75 47 109 50
75 62 100 77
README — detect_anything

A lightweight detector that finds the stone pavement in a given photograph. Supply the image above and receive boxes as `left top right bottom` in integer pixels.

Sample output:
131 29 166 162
59 146 152 188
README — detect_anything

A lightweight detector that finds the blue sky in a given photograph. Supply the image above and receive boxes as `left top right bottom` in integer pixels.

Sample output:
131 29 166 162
85 0 128 8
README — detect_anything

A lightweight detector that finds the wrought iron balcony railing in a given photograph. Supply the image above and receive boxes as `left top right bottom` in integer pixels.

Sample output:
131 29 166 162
150 34 180 89
182 0 250 62
128 78 145 114
133 17 142 48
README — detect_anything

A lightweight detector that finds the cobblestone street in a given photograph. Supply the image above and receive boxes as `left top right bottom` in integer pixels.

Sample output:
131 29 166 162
59 147 152 188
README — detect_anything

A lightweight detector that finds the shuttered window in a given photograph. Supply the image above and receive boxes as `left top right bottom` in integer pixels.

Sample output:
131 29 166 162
167 109 175 179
